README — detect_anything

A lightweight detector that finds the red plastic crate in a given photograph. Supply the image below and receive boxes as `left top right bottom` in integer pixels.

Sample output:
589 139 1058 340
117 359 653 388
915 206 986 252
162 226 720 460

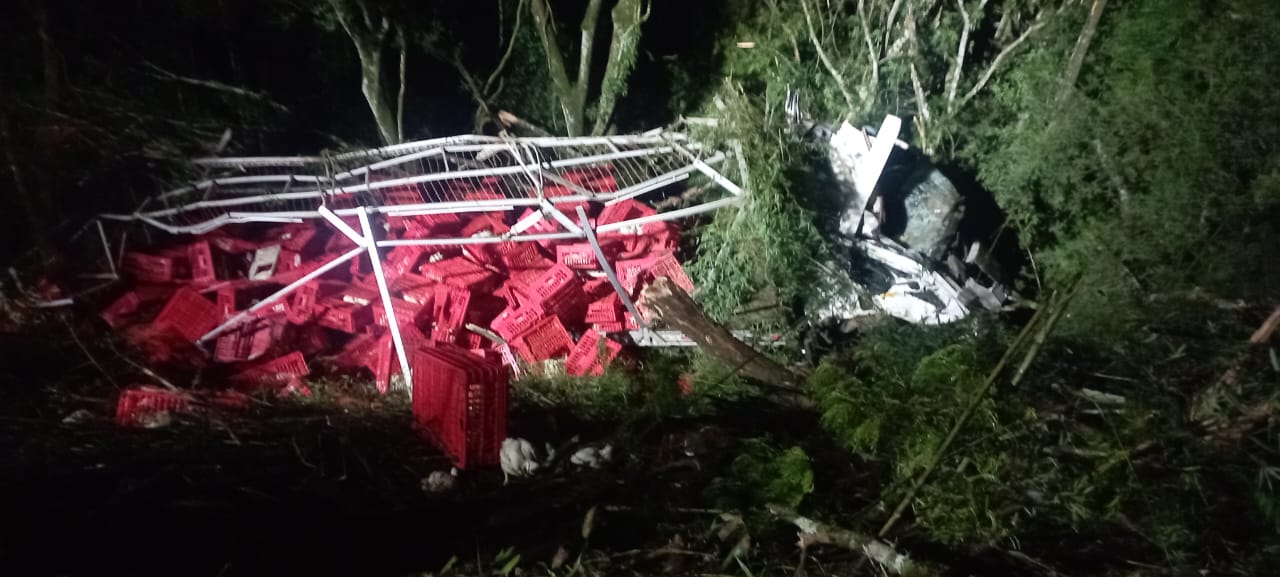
496 240 553 270
461 214 510 237
411 347 507 469
316 299 373 333
585 293 621 324
279 226 317 252
566 329 623 376
287 282 319 324
152 288 220 343
432 286 472 332
188 241 215 283
510 316 572 363
647 252 695 293
231 351 310 388
529 264 580 304
372 297 423 328
101 291 141 328
115 387 193 427
124 253 174 283
592 321 625 334
214 320 275 362
490 304 545 341
556 244 598 269
597 199 656 227
383 246 425 283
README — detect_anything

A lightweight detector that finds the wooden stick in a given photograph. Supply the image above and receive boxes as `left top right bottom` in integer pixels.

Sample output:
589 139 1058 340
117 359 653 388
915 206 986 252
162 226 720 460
769 504 929 576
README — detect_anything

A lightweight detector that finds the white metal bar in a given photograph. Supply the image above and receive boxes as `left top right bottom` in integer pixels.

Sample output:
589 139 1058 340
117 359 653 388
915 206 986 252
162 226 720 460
376 231 583 248
197 245 365 345
603 165 695 205
95 219 118 279
668 144 741 195
596 196 745 233
540 201 583 235
577 206 647 332
358 207 414 397
318 205 367 247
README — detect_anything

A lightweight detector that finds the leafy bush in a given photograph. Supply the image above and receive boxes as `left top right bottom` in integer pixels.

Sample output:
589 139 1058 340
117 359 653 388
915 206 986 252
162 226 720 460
710 439 815 511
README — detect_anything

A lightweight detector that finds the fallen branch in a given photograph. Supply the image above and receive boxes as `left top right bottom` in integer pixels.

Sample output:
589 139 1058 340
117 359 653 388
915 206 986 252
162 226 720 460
641 277 801 390
768 504 930 576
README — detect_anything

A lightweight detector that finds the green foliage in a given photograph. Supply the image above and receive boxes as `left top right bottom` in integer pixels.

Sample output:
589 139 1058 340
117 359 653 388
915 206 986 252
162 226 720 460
711 439 815 511
687 87 829 320
511 366 634 420
963 0 1280 336
809 320 1023 543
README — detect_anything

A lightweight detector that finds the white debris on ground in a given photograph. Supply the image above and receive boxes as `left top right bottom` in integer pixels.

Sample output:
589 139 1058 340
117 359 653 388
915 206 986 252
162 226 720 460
421 468 458 494
569 444 613 468
500 437 539 484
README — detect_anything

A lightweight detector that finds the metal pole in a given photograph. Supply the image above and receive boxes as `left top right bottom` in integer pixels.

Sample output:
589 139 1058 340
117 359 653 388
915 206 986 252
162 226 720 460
576 206 647 333
318 205 366 247
197 245 365 345
358 207 414 398
95 219 118 279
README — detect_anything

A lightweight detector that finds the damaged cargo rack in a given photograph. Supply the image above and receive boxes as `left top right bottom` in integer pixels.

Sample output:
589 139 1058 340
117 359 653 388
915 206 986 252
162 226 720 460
86 131 746 468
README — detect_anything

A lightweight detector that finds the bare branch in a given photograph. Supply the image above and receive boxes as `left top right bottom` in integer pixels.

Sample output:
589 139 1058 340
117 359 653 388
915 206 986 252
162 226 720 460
577 0 605 91
882 0 904 51
960 18 1047 106
857 0 880 110
1058 0 1108 102
801 0 858 115
142 62 290 113
768 505 928 576
484 0 527 96
947 0 971 112
396 27 407 143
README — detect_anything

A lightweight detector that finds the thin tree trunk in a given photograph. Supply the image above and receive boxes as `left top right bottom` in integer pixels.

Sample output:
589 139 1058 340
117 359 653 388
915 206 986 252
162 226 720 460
1059 0 1107 102
591 0 644 136
529 0 593 136
396 27 407 143
327 0 398 145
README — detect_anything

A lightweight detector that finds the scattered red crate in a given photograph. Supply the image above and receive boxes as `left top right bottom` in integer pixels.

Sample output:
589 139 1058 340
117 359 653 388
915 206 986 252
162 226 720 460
96 165 706 470
152 288 220 343
115 387 193 427
231 351 310 388
124 253 174 283
188 241 215 283
510 316 572 363
101 291 142 328
566 329 622 376
411 347 507 469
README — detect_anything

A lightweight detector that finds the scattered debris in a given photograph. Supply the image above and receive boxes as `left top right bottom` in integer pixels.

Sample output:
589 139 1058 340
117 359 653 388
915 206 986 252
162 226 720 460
72 131 745 468
501 437 540 483
421 468 459 493
792 94 1014 326
569 444 613 468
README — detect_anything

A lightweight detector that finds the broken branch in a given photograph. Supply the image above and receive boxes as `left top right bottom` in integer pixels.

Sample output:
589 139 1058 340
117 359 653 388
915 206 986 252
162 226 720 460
768 504 928 576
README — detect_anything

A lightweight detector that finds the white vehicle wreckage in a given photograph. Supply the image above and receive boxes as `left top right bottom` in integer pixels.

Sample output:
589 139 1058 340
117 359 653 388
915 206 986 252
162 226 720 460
788 91 1012 327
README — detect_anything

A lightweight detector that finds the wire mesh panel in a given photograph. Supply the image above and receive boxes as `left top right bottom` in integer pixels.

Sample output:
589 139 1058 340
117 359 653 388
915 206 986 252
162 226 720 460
106 133 732 236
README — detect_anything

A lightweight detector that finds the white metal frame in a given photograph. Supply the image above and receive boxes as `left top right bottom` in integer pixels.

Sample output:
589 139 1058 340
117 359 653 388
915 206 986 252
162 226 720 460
95 131 746 399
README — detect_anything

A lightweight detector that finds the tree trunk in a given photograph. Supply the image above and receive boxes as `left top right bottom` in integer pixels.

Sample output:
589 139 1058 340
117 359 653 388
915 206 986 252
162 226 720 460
1059 0 1107 102
590 0 644 136
641 277 802 390
327 0 399 145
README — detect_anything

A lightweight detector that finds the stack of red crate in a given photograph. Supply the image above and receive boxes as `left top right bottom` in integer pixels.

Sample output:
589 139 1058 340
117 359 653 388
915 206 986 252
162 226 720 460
100 165 699 467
